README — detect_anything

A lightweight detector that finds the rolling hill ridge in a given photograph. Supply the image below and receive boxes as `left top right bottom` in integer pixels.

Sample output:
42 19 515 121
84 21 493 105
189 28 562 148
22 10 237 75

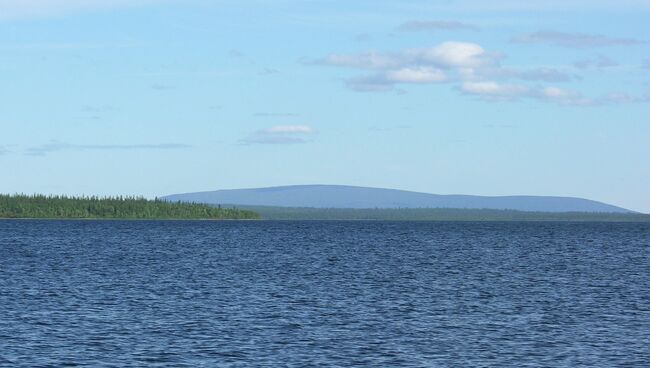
162 185 632 213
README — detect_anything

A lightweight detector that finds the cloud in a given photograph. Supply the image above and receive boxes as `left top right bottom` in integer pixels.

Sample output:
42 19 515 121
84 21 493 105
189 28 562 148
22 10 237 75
574 55 619 69
397 20 478 32
241 125 316 145
317 51 403 70
82 105 117 113
460 65 573 83
0 146 9 155
254 112 300 118
512 31 646 47
598 92 648 104
314 41 498 91
386 67 447 83
0 0 164 20
515 68 573 82
259 68 280 75
461 81 531 99
427 0 650 11
344 75 396 92
369 125 411 132
460 81 590 105
315 42 496 70
151 83 173 90
311 40 645 105
264 126 314 134
25 142 191 156
316 44 569 84
413 42 497 69
459 82 646 106
344 67 447 92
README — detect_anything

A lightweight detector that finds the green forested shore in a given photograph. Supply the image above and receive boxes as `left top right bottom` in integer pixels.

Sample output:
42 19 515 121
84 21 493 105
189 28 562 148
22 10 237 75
240 205 650 222
0 194 259 220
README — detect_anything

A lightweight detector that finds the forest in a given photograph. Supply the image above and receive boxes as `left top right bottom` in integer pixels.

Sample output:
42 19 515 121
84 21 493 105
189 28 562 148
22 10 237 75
0 194 259 220
242 205 650 222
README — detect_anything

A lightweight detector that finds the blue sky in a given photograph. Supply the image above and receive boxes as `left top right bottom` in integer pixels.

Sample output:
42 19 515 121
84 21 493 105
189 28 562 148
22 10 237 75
1 0 649 212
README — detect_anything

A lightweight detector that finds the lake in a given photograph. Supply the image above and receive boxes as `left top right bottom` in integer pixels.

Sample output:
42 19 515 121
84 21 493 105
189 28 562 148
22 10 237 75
1 220 649 367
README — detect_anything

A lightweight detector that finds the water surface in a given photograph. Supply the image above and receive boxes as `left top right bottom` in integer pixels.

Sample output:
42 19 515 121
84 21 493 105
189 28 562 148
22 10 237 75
1 220 649 367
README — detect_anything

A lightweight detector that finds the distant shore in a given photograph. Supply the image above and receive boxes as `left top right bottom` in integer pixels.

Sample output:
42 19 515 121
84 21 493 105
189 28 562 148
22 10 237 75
237 205 650 222
2 194 647 222
0 194 260 220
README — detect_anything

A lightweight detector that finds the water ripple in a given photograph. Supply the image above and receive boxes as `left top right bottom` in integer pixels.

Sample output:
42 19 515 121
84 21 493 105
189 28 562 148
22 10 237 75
1 220 649 367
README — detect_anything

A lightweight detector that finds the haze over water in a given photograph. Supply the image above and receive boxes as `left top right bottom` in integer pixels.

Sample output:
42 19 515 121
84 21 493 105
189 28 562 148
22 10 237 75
1 220 649 367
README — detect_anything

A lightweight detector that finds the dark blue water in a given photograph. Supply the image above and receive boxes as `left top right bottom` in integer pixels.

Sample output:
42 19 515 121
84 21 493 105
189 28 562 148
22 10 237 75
1 220 649 367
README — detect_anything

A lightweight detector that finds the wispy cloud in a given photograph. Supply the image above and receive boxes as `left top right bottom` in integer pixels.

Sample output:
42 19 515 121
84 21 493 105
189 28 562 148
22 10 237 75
0 41 137 50
460 82 647 106
345 67 448 92
0 146 9 156
369 125 411 132
82 105 117 113
240 125 316 145
460 81 531 99
469 66 574 83
425 0 650 11
25 142 191 156
0 0 165 21
259 68 280 75
397 20 478 32
151 83 174 90
319 42 498 70
512 31 646 48
254 112 300 118
514 68 573 82
460 82 592 105
574 55 619 69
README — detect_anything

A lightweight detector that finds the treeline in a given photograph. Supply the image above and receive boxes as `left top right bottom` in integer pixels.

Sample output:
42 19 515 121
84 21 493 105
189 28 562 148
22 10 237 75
240 205 650 222
0 194 259 220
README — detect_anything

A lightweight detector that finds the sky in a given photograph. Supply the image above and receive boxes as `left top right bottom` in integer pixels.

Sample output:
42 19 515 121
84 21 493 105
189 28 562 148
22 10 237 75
0 0 649 212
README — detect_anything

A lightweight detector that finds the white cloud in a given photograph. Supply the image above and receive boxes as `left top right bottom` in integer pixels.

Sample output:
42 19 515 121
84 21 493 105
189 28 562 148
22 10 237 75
413 42 495 69
540 86 574 99
312 40 646 105
0 0 164 20
386 67 446 83
263 125 314 134
315 41 496 91
459 82 601 106
461 81 530 98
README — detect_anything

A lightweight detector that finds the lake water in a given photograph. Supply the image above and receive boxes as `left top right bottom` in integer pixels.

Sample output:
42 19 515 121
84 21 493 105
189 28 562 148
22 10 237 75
1 220 649 367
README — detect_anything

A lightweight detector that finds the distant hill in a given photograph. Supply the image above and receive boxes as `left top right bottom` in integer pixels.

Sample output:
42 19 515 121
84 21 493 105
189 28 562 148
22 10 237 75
162 185 632 213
